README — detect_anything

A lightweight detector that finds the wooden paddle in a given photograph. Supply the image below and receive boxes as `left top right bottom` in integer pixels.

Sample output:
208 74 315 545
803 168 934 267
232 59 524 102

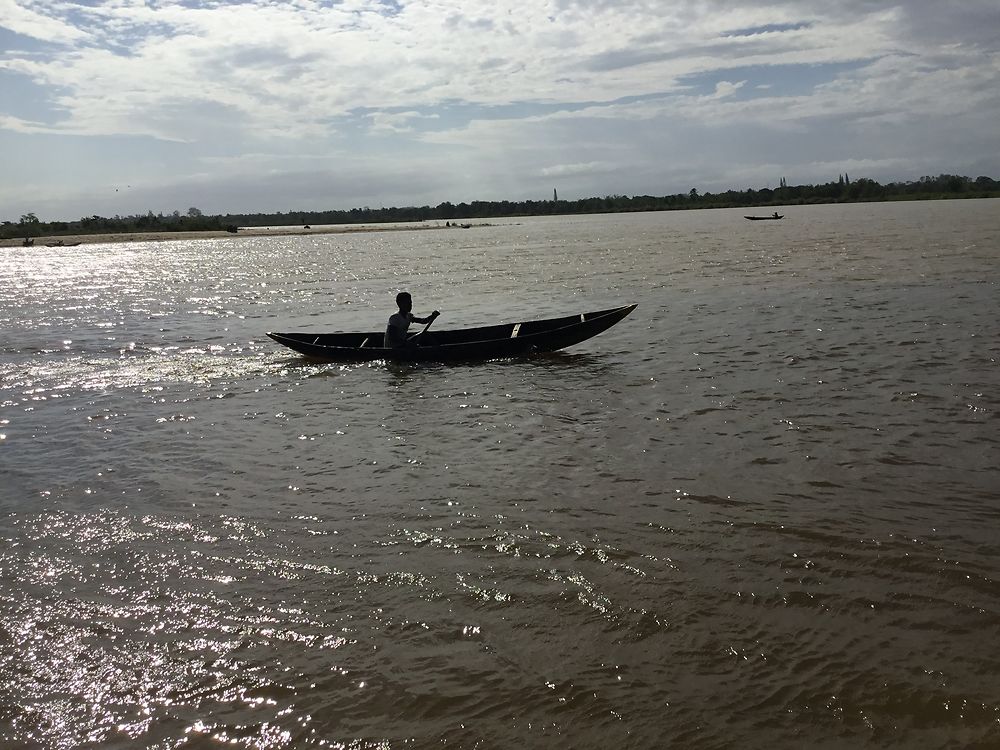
409 311 440 344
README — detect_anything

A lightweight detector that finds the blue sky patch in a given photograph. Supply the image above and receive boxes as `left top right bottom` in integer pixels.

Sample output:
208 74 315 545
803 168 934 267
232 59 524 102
723 22 812 37
0 25 47 51
376 0 404 17
677 61 872 99
0 69 66 123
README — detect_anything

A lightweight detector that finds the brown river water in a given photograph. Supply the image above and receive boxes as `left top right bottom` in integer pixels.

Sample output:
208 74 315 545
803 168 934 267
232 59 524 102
1 200 998 749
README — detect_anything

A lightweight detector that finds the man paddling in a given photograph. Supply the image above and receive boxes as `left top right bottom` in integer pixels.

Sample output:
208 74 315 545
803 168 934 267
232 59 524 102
385 292 440 348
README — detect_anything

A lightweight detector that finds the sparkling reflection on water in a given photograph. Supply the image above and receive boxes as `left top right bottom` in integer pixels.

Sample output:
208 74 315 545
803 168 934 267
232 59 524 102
1 202 999 749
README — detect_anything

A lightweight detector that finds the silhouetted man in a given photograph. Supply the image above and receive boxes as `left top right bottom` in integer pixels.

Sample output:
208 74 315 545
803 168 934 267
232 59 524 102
384 292 439 348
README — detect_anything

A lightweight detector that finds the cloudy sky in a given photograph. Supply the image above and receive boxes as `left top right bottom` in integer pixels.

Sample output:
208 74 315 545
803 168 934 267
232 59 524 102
2 0 998 221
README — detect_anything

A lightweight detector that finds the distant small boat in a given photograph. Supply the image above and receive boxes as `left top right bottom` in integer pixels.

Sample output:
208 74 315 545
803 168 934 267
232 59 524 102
45 240 82 246
744 214 783 221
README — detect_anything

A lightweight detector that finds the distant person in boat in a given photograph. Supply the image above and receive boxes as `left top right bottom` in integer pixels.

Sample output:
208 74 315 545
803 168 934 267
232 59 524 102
773 212 780 218
385 292 440 348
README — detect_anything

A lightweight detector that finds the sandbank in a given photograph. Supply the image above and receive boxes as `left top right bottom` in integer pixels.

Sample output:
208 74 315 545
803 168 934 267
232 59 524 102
0 221 468 248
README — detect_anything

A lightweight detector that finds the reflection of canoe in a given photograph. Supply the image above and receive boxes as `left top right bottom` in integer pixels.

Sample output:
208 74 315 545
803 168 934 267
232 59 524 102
268 304 637 362
744 215 783 221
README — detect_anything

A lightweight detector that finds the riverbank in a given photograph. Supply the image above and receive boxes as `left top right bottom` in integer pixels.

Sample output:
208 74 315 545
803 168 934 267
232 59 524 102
0 221 462 248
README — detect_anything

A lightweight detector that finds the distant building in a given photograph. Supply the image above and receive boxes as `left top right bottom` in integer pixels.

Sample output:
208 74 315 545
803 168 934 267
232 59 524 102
553 188 558 202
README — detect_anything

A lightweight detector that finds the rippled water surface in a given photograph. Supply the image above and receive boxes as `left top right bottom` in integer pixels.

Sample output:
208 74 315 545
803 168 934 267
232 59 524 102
2 201 998 749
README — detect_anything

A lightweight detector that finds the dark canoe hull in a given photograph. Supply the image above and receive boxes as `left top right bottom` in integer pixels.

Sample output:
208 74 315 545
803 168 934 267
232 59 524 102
744 215 783 220
267 304 637 362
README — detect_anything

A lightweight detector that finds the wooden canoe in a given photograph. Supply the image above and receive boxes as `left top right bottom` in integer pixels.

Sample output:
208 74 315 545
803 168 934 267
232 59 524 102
267 304 637 362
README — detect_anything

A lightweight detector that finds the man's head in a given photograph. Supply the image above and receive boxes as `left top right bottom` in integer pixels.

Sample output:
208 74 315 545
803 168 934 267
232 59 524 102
396 292 412 312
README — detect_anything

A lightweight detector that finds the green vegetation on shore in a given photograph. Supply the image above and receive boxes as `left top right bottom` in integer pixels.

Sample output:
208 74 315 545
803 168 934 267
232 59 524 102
4 173 998 240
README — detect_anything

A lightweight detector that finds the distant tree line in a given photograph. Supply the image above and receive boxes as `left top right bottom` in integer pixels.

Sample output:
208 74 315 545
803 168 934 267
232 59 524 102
3 207 232 240
3 173 998 240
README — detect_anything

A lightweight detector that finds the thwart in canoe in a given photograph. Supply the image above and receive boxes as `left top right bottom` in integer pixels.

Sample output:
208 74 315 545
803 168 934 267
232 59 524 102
268 304 637 362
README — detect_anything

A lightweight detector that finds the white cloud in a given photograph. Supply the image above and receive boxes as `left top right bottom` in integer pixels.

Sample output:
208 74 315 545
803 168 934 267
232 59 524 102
711 80 746 99
0 0 998 219
369 110 440 134
540 162 612 178
0 0 90 44
0 113 59 134
0 1 912 142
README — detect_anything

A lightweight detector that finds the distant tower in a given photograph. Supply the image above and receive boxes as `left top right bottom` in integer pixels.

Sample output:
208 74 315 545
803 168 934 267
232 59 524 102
553 188 558 202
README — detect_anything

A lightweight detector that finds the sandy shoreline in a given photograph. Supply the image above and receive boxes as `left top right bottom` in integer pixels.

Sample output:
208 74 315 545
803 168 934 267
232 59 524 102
0 221 469 248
